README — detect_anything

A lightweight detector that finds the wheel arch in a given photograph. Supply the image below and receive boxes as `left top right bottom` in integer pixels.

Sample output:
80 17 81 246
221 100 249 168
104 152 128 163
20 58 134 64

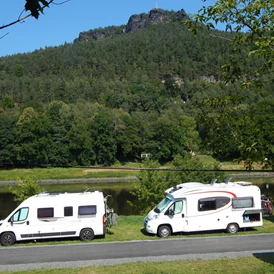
157 223 173 234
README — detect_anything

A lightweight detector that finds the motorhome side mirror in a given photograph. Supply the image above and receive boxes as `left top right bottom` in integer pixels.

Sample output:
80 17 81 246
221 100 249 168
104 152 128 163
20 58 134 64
166 209 174 216
9 216 14 224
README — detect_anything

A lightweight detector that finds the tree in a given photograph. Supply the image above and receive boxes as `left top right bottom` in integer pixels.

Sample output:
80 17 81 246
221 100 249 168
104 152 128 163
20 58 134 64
45 101 72 165
0 115 17 164
9 176 42 202
186 0 274 87
130 156 224 214
90 110 117 166
1 1 56 31
16 108 53 165
129 159 173 214
196 95 269 170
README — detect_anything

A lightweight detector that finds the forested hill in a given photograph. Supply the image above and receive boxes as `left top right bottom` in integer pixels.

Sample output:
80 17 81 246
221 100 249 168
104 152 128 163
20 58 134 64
0 8 273 168
0 8 239 107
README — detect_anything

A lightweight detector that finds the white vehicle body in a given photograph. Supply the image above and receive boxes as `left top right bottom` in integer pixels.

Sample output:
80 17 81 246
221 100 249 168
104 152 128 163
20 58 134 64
144 181 263 237
0 191 107 246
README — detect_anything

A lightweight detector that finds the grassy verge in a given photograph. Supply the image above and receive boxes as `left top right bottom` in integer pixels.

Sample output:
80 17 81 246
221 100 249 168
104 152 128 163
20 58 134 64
0 156 248 182
8 256 274 274
0 166 140 181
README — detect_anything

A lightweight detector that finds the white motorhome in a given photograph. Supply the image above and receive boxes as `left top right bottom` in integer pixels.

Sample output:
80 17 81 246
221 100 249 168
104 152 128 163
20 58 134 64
144 179 263 237
0 190 109 246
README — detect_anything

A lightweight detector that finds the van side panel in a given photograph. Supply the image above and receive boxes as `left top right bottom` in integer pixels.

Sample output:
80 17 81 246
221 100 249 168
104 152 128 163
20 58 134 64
0 191 107 244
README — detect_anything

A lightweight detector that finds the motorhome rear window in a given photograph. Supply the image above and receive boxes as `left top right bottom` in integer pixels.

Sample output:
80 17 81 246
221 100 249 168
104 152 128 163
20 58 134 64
37 208 54 218
78 205 97 215
64 206 73 216
198 197 230 211
232 197 254 208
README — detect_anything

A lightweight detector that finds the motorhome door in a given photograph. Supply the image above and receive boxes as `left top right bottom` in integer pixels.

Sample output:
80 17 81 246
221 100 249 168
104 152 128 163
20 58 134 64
165 199 186 233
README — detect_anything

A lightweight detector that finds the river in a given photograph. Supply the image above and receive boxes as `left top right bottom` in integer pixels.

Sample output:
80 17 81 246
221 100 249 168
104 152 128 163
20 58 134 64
0 181 273 220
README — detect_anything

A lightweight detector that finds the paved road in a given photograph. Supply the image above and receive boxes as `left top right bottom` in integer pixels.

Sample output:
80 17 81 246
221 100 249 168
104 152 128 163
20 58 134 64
1 234 274 272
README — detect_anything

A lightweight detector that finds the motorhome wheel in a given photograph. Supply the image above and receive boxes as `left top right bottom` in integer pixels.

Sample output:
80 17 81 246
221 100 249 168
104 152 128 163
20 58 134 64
1 232 16 246
158 225 171 237
80 228 95 241
226 223 239 234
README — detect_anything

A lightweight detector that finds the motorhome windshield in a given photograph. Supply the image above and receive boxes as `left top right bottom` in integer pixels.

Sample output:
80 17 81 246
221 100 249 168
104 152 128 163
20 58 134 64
154 197 172 213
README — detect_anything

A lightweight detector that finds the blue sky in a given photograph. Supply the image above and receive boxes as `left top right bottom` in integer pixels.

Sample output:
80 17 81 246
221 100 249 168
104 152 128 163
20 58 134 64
0 0 214 57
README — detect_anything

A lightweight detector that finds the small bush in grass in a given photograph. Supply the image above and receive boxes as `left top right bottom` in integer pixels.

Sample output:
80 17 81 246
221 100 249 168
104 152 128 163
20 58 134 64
9 176 42 202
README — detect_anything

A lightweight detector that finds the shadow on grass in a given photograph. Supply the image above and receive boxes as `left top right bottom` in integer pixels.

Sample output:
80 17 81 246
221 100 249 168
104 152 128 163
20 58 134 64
253 252 274 266
263 215 274 224
140 228 156 237
139 226 261 239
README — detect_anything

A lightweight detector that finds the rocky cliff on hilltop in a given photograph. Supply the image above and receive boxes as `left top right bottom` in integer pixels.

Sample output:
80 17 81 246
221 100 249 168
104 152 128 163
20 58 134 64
74 8 188 43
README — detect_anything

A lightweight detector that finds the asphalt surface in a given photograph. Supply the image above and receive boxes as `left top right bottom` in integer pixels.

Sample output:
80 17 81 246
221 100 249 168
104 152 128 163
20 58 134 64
1 234 274 272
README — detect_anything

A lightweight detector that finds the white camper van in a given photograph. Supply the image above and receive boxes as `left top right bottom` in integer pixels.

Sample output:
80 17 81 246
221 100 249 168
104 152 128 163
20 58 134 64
0 190 109 246
144 180 263 237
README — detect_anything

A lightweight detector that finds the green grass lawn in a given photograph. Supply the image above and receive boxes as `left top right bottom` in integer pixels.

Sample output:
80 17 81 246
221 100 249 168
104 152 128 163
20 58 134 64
0 156 246 182
7 256 274 274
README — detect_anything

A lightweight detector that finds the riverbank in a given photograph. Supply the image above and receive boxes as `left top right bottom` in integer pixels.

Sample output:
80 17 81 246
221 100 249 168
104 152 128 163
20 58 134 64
0 176 138 186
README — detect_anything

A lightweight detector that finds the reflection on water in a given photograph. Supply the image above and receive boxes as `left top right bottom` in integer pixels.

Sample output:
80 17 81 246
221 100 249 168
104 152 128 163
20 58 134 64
1 182 274 219
0 188 138 220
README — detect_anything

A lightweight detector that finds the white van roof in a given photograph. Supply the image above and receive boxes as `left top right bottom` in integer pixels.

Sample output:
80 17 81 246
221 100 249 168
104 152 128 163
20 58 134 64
165 181 259 199
20 191 104 207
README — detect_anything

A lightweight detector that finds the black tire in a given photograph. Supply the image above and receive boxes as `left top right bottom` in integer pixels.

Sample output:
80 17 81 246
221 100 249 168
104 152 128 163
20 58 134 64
1 232 16 246
158 225 171 238
226 223 239 234
79 228 94 241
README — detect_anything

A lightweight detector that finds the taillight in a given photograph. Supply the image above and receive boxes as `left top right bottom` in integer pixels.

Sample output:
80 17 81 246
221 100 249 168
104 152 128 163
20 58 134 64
103 213 106 225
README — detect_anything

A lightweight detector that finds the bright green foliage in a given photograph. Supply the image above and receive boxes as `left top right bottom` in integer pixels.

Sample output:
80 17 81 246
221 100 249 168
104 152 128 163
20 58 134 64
0 95 15 109
0 115 17 163
148 116 188 162
90 110 117 166
129 159 173 215
9 176 42 202
196 95 274 170
186 0 274 86
115 113 142 161
130 157 224 214
171 154 225 183
197 95 245 159
16 108 53 165
67 123 95 166
45 101 72 165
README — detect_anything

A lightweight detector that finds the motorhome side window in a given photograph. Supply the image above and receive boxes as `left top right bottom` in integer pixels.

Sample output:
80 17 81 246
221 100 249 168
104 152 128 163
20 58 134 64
78 205 97 215
198 197 230 211
232 197 254 209
11 207 29 222
64 206 73 216
38 208 54 218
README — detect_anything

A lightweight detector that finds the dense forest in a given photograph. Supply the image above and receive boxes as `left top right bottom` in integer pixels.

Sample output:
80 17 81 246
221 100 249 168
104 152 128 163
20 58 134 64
0 9 273 168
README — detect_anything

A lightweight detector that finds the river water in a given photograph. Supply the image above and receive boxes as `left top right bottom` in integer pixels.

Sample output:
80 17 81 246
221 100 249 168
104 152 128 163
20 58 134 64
0 182 273 220
0 187 139 220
